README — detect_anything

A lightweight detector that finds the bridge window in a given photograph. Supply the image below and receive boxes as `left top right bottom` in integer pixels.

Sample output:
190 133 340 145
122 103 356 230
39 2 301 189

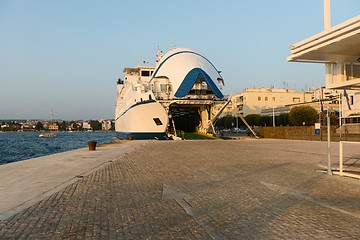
141 71 150 77
161 84 166 92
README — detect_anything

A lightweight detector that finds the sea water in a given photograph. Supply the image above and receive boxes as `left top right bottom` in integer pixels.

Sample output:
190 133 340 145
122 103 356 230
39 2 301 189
0 132 117 165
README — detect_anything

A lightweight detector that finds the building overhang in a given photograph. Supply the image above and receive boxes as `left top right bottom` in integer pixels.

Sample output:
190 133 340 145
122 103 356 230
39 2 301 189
327 78 360 90
287 15 360 63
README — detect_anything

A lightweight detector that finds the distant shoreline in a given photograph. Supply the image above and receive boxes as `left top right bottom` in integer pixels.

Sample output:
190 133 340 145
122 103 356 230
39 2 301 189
0 130 115 133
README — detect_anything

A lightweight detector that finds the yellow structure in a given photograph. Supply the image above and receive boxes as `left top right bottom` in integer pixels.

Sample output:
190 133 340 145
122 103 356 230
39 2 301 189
224 88 313 116
48 123 58 131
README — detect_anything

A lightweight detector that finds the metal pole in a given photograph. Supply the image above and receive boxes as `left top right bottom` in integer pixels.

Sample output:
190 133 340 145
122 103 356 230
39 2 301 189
324 0 331 30
327 108 332 175
234 98 238 129
339 141 343 176
339 92 342 137
324 1 331 113
236 112 238 129
319 111 322 141
273 107 275 127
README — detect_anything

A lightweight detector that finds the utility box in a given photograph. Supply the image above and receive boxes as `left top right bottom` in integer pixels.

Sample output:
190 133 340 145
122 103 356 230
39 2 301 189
315 123 321 135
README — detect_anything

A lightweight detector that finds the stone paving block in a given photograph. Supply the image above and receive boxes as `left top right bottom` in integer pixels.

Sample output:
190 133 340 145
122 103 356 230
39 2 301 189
1 139 360 239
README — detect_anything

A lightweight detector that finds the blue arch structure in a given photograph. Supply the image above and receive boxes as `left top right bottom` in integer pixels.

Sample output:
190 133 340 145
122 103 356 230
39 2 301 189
174 68 224 98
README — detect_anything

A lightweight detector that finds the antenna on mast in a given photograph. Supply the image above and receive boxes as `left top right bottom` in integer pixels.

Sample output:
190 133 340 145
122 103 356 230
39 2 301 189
156 46 163 63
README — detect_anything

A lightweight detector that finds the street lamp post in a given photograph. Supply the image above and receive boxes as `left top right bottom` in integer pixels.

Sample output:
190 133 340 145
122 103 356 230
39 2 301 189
272 107 275 127
327 107 333 175
339 92 342 138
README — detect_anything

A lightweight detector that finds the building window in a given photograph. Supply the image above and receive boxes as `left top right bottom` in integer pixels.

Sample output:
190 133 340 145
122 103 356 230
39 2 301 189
350 95 354 105
160 84 166 92
293 97 300 102
141 70 150 77
265 97 268 101
272 97 276 101
258 97 261 101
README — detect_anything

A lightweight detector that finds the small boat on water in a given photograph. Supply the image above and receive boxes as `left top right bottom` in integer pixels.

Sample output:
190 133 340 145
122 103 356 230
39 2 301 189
39 109 57 138
115 47 227 140
39 132 56 138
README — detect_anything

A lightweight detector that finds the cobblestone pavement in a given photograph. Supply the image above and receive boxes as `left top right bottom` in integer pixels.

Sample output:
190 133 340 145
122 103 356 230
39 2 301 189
1 139 360 239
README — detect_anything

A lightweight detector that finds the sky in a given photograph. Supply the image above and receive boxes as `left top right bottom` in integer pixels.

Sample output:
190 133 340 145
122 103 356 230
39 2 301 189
0 0 359 120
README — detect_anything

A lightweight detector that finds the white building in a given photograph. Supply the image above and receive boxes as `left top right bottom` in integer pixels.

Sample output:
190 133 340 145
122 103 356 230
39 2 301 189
224 88 313 116
288 1 360 119
101 120 112 131
82 122 91 131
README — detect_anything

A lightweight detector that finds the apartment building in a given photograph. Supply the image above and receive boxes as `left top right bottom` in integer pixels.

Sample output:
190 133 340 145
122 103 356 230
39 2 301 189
224 88 313 116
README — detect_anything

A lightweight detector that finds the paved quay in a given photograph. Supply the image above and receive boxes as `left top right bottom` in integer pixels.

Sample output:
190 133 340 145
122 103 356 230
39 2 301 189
1 139 360 239
0 140 148 221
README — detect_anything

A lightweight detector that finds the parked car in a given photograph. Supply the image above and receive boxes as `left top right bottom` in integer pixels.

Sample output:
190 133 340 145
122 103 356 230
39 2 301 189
232 127 246 133
221 129 231 133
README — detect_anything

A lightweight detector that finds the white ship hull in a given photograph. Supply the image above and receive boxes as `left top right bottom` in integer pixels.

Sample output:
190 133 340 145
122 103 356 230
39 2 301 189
115 48 226 140
115 99 169 140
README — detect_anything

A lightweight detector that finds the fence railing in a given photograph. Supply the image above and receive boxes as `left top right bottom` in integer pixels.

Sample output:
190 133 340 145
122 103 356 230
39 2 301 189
259 126 360 142
338 141 360 179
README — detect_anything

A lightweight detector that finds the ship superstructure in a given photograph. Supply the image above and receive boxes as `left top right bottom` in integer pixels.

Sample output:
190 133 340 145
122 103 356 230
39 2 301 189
115 48 228 140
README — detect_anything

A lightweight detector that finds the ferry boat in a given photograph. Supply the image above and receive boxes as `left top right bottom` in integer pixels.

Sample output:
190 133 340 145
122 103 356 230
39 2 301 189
115 47 227 140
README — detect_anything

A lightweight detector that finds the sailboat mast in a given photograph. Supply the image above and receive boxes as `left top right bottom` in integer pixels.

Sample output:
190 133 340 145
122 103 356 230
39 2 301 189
51 109 54 123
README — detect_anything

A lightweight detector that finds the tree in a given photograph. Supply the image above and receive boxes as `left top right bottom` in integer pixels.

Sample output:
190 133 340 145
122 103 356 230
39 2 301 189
244 114 261 126
330 112 339 126
10 121 21 131
35 121 44 131
58 121 67 131
259 115 272 126
67 121 78 131
289 106 318 126
215 117 225 128
89 120 102 131
223 115 235 129
276 113 289 126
